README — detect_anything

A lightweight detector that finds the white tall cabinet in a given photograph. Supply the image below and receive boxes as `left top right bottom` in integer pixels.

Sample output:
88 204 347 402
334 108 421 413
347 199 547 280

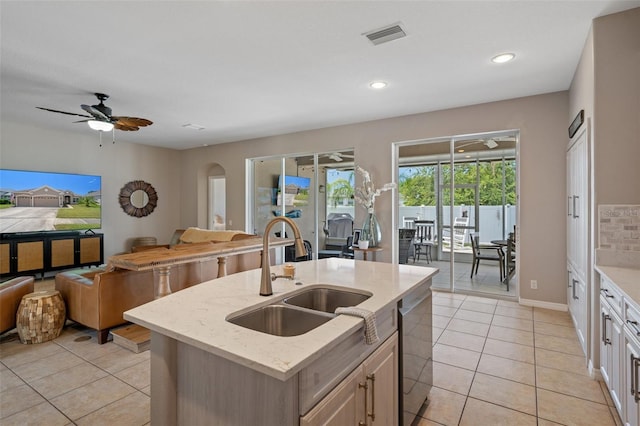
567 127 590 356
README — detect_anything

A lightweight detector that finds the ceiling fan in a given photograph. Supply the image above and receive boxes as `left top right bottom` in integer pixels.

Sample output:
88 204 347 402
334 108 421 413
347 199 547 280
323 152 355 162
456 136 515 151
36 93 152 132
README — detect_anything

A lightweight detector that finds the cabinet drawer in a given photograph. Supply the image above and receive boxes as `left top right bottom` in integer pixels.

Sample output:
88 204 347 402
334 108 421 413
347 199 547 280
601 276 623 317
625 300 640 339
298 304 397 415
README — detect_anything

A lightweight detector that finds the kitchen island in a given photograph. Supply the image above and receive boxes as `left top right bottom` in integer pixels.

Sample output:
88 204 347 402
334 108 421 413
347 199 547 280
125 257 437 425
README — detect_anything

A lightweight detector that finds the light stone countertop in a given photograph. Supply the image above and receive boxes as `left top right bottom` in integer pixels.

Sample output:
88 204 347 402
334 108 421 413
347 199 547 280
595 264 640 310
124 257 437 381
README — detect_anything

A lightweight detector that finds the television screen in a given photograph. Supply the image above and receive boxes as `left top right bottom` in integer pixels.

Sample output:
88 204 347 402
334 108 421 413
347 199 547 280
277 175 310 206
0 169 102 233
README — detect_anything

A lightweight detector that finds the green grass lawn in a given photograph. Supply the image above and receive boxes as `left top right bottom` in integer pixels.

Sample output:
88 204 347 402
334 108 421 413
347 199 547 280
0 204 13 209
57 206 101 219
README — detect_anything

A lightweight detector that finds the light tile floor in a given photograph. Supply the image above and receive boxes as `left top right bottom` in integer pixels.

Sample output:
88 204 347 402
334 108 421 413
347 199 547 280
415 290 623 426
0 287 622 425
415 259 517 298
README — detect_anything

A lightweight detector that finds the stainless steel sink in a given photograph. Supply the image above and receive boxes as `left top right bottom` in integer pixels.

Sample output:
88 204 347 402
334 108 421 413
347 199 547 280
227 304 333 337
284 287 371 313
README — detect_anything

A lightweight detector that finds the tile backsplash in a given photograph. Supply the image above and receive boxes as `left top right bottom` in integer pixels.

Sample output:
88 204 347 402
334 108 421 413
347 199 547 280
599 205 640 251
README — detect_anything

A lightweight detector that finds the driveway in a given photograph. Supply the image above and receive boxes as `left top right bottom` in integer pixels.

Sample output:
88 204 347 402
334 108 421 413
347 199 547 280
0 207 59 232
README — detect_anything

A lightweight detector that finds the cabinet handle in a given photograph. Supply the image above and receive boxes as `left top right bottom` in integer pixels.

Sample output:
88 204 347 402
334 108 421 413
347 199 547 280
600 288 615 298
601 312 611 345
632 354 640 403
572 279 578 300
367 373 376 422
628 320 640 336
572 195 579 218
358 381 368 426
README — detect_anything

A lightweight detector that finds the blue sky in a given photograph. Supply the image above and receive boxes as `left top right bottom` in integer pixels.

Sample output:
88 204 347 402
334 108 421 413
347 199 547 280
0 169 101 195
327 169 353 185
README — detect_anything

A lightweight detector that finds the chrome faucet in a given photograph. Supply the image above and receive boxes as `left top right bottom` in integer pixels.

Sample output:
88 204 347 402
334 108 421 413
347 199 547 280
260 216 308 296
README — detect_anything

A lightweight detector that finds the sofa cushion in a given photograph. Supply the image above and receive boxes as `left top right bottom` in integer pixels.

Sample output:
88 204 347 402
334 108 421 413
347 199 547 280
0 276 35 334
179 227 255 244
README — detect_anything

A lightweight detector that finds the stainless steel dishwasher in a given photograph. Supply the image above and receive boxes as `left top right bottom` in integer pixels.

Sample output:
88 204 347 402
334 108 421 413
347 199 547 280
398 282 433 426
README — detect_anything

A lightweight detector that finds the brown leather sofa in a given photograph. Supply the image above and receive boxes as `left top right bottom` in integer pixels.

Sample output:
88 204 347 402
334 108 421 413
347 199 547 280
56 247 263 344
0 276 35 334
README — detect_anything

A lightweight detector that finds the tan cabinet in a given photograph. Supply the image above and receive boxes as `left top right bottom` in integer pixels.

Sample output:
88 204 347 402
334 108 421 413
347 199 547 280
0 242 9 274
301 332 398 426
0 232 103 278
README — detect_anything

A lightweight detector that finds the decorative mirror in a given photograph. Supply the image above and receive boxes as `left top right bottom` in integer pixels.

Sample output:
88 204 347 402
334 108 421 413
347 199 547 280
119 180 158 217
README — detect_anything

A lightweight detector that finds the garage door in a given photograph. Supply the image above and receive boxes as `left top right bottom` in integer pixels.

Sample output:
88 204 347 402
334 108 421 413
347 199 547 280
34 196 58 207
15 196 31 207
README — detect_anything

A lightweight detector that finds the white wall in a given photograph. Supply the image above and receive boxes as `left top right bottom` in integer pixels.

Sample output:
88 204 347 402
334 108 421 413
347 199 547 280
179 92 569 304
0 121 181 257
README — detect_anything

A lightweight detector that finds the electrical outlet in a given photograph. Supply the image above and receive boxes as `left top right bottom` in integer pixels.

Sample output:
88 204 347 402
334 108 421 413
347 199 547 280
531 280 538 289
228 220 232 227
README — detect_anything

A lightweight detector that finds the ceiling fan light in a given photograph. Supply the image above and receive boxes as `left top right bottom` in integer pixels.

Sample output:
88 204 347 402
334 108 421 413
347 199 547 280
491 53 515 64
88 120 114 132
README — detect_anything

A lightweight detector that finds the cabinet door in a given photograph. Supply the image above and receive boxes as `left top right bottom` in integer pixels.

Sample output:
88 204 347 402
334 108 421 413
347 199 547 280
16 240 44 272
50 237 76 268
79 235 102 265
0 242 10 274
601 299 612 387
610 311 623 415
624 328 640 426
300 365 364 426
575 276 587 355
363 333 398 425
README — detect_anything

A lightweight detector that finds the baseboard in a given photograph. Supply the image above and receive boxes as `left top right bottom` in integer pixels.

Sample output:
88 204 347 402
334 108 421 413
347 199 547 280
518 298 568 311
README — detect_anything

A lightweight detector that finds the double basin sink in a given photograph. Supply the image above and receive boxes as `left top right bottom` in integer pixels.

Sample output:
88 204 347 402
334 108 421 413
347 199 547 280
227 286 371 337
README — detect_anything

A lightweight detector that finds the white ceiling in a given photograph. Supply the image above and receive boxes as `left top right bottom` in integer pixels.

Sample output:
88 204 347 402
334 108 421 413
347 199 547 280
2 1 639 150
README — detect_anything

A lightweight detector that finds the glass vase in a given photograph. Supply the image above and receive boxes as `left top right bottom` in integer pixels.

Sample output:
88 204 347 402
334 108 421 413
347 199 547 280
361 210 382 247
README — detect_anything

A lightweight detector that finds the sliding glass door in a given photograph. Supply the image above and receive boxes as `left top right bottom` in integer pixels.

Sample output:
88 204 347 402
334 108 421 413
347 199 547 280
249 149 354 261
397 132 518 297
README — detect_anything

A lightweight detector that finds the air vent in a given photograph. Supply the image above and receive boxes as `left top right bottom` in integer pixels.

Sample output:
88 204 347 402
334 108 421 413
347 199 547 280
364 23 406 46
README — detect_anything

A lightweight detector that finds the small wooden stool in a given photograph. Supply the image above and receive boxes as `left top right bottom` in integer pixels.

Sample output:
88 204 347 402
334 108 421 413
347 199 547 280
16 290 66 344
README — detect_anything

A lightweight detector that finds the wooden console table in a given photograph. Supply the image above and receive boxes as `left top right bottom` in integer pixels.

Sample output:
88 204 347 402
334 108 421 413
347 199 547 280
107 237 293 298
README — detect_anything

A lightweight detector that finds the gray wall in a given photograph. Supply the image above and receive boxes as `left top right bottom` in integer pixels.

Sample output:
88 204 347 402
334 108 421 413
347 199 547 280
179 92 569 304
0 121 182 257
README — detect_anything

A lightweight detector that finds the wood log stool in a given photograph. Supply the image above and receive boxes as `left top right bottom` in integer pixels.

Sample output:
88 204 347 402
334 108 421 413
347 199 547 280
16 290 66 344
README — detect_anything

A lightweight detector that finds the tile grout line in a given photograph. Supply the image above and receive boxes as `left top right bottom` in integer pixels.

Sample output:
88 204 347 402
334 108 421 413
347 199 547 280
1 332 149 424
0 343 76 424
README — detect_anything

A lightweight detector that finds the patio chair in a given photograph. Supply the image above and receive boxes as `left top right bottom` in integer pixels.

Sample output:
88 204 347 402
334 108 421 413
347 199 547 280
470 233 504 281
505 232 516 291
413 220 435 263
402 216 418 229
341 236 355 259
441 217 469 250
398 228 416 264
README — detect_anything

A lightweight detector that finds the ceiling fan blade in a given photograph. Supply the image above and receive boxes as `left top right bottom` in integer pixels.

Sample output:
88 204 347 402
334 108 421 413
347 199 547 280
114 116 153 127
81 104 110 120
114 122 140 131
36 107 92 119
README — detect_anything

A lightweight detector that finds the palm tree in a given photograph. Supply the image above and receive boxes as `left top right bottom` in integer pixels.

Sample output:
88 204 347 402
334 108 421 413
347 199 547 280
328 178 354 207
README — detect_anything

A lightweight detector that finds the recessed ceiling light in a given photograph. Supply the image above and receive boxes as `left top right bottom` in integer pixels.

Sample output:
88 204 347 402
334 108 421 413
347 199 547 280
370 81 387 89
491 53 515 64
457 149 465 153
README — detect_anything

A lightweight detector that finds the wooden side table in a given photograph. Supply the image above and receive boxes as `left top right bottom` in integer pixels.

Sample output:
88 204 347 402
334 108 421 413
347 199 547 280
351 246 383 261
16 290 66 344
